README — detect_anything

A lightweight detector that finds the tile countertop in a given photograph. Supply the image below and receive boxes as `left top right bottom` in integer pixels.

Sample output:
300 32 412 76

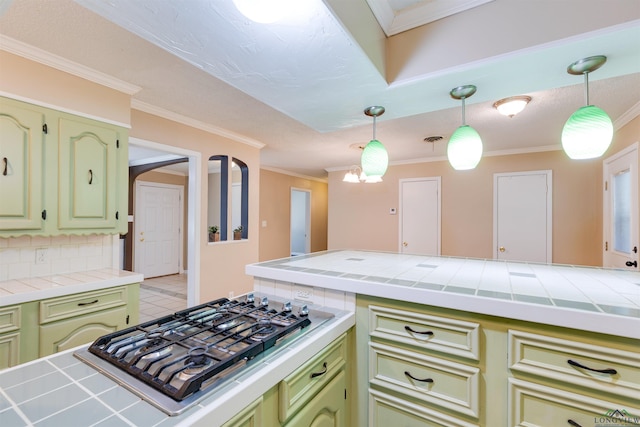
246 250 640 339
0 269 144 306
0 301 354 427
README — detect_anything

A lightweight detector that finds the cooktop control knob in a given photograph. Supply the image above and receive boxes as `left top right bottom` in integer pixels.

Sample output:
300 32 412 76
299 305 309 317
260 296 268 307
283 302 292 312
246 293 254 304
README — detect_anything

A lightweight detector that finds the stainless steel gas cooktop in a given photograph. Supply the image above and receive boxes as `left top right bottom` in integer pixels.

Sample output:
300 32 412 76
74 293 334 415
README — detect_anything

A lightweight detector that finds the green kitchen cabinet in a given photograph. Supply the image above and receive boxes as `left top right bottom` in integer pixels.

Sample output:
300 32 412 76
0 97 45 232
0 96 128 237
221 396 264 427
283 369 347 427
0 283 139 368
38 284 139 357
355 295 640 427
57 114 122 231
212 331 351 427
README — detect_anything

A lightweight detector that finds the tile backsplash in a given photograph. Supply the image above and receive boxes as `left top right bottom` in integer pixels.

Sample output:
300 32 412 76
0 235 119 281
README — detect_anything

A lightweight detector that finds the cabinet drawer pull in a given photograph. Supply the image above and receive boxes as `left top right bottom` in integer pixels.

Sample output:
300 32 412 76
568 420 582 427
88 169 93 185
2 157 7 176
77 299 99 306
567 359 617 375
404 325 434 335
404 371 434 383
310 362 327 379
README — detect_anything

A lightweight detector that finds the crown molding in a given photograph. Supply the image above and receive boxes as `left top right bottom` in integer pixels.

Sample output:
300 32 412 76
0 35 141 95
614 99 640 130
131 99 265 149
261 166 328 183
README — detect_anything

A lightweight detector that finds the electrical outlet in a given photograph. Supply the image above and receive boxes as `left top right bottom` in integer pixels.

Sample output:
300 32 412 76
295 288 313 302
35 248 48 264
228 291 234 299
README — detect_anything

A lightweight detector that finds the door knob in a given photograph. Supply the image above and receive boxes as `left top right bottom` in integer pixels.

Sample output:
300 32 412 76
140 238 145 242
625 260 637 268
403 242 408 247
499 246 506 252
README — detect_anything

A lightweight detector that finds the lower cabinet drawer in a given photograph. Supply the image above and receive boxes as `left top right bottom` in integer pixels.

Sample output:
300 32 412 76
39 307 127 357
369 305 480 360
221 396 263 427
40 287 128 324
369 341 480 418
509 329 640 400
369 388 479 427
279 333 347 422
0 305 20 334
509 378 640 427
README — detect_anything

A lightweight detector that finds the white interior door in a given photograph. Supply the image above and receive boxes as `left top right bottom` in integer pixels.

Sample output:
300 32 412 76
603 143 638 269
494 171 552 263
399 178 440 255
290 188 311 256
135 181 182 278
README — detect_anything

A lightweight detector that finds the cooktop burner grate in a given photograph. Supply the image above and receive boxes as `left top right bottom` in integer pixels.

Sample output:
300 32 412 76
84 295 311 401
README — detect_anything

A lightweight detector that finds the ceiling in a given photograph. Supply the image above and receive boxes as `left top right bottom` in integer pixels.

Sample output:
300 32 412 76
1 0 639 179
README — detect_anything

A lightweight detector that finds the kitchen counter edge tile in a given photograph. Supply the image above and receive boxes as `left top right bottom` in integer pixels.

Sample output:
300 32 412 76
0 269 144 306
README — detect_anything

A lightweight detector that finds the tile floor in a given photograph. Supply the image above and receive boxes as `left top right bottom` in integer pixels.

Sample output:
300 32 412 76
138 274 187 323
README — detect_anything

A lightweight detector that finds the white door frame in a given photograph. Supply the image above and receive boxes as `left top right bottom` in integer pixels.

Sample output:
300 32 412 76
130 137 201 307
399 177 441 255
290 187 311 255
493 170 552 262
134 180 184 276
603 142 639 268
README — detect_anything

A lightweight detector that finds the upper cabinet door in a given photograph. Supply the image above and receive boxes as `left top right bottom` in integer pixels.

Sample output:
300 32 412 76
0 99 45 231
58 116 118 230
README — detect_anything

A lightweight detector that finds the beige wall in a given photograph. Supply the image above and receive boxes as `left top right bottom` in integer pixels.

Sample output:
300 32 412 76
328 117 640 267
131 110 260 301
259 169 328 261
134 170 189 269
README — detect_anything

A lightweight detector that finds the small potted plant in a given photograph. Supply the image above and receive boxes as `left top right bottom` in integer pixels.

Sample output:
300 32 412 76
208 225 220 242
233 225 243 240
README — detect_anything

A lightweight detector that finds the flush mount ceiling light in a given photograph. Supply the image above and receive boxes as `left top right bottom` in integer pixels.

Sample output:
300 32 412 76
232 0 293 23
493 96 531 118
561 55 613 160
343 165 367 183
448 85 483 170
361 106 388 183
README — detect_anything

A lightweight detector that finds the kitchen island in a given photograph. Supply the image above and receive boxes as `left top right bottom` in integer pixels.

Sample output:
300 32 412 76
246 250 640 426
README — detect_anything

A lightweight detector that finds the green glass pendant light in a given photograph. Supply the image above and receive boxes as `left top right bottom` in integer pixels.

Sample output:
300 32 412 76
361 106 388 183
561 55 613 160
448 85 483 170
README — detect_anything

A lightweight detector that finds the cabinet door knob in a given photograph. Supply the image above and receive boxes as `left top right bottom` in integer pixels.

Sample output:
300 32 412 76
405 325 433 336
2 157 7 176
403 242 408 247
140 238 145 242
499 246 506 252
88 169 93 185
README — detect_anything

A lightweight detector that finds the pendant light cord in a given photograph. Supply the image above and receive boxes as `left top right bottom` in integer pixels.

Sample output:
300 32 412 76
584 72 590 105
461 96 467 126
372 115 377 140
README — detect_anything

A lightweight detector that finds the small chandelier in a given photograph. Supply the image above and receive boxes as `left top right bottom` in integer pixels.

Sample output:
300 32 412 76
361 106 388 183
343 165 366 183
561 55 613 160
493 96 531 118
448 85 483 170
